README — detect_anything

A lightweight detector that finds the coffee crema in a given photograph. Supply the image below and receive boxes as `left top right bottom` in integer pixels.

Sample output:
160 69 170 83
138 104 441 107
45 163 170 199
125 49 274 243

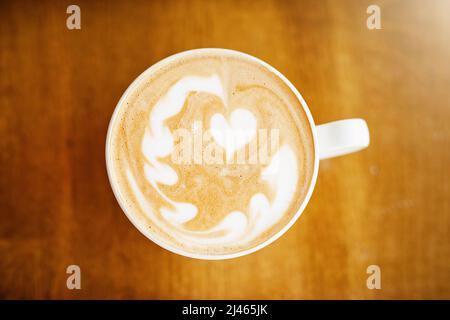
108 51 315 256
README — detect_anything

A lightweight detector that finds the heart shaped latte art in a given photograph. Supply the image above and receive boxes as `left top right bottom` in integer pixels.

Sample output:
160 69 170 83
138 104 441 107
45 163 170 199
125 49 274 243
210 108 257 159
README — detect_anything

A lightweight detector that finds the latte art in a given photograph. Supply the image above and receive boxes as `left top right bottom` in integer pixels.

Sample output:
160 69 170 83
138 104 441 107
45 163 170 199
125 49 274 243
108 51 315 255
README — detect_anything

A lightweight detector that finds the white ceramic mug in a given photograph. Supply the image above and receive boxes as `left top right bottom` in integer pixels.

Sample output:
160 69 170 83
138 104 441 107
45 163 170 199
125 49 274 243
106 49 370 260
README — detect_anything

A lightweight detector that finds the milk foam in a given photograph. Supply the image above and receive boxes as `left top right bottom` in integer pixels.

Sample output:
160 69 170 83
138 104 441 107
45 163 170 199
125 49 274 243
211 109 257 160
135 74 298 246
110 52 315 255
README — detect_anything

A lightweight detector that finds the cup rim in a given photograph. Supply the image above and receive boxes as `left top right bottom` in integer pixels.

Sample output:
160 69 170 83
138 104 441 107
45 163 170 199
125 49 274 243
105 48 319 260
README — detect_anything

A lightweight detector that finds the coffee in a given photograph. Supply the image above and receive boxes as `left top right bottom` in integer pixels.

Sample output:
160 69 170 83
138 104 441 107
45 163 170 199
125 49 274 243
107 50 315 256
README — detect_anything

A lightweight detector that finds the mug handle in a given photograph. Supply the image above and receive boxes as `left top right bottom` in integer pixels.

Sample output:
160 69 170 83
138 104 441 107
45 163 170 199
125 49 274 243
316 118 370 160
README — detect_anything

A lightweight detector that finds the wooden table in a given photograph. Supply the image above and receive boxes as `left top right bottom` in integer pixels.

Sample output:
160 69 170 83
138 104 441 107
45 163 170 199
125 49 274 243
1 0 449 299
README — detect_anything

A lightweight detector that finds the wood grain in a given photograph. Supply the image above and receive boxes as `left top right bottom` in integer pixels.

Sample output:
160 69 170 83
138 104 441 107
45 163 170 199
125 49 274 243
1 0 449 299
